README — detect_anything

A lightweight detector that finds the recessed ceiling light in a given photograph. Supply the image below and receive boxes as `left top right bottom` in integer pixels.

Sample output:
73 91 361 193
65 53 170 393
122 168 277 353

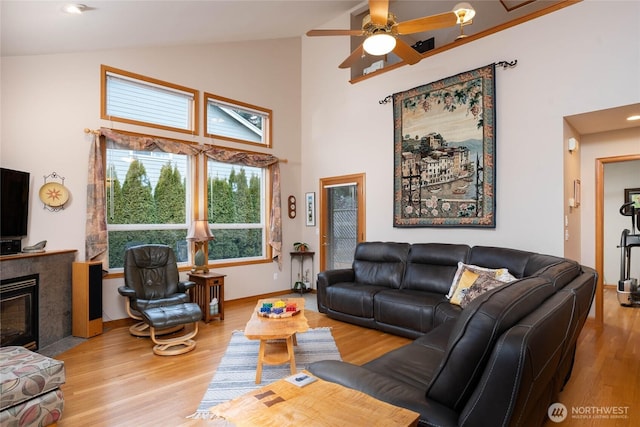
62 4 87 14
626 115 640 121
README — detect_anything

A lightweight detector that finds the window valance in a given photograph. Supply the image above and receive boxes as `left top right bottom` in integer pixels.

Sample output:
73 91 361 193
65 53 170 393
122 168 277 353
85 128 282 268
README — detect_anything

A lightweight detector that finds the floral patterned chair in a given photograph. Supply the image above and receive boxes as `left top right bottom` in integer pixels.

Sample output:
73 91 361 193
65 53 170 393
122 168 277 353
0 346 65 427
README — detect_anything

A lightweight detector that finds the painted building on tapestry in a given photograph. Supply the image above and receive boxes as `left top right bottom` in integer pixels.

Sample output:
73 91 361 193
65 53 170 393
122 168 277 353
401 132 473 191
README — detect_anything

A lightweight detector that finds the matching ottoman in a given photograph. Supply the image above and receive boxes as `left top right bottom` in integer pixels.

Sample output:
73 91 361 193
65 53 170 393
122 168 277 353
0 346 65 427
140 302 202 356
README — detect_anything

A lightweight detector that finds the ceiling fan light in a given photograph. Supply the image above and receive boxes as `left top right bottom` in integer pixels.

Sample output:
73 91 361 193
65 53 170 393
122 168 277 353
363 33 396 56
62 3 87 14
453 2 476 24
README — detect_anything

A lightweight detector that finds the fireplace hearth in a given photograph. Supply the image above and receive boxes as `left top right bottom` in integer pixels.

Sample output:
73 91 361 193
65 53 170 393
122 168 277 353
1 274 39 350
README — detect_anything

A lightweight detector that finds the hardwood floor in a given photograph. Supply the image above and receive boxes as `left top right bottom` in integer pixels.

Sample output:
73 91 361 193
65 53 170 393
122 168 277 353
543 288 640 427
54 289 638 426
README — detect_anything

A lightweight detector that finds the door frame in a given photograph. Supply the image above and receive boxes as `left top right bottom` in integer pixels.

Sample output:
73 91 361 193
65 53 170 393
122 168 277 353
595 153 640 325
319 173 366 272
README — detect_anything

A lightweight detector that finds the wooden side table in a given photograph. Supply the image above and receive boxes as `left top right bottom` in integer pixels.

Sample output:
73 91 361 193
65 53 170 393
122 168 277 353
187 271 225 322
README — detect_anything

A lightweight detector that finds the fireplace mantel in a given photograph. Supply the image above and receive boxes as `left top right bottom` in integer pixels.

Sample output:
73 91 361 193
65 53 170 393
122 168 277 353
1 249 77 350
0 249 77 261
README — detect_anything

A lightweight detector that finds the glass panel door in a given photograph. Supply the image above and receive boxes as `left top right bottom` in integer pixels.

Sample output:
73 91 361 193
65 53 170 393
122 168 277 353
326 184 358 270
319 173 365 272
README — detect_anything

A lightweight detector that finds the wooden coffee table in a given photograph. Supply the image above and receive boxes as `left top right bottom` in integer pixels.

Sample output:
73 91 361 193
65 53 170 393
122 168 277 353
208 372 420 426
244 298 309 384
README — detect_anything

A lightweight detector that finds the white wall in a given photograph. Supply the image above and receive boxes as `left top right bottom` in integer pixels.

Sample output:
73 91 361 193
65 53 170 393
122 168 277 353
2 0 639 322
1 38 304 321
563 123 581 263
301 0 640 260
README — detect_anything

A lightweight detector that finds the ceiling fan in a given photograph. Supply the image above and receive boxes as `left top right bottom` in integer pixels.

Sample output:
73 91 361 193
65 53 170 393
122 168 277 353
306 0 476 69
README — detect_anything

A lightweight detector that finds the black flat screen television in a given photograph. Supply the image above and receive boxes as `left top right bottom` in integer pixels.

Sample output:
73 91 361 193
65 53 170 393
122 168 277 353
1 167 30 241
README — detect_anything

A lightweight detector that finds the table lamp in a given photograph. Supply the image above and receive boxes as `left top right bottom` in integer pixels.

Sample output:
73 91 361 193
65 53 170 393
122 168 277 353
186 219 214 273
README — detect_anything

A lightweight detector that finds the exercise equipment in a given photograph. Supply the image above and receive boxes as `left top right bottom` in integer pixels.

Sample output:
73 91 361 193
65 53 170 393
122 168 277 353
617 201 640 306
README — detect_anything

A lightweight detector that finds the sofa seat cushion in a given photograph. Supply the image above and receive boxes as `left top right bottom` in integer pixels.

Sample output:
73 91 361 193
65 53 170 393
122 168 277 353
132 292 190 311
325 283 387 318
308 360 459 426
374 290 450 333
0 346 65 411
363 321 456 390
363 342 444 390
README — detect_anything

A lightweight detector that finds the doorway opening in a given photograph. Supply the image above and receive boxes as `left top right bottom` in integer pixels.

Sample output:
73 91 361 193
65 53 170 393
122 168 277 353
596 154 640 324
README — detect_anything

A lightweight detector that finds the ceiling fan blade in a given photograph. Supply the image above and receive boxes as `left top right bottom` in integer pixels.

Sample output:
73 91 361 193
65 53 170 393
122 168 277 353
395 11 458 35
306 29 365 37
369 0 390 26
393 38 423 65
339 44 365 69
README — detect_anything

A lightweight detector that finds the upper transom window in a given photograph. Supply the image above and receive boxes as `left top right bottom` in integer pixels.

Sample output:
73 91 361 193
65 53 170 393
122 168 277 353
101 65 199 135
205 92 272 147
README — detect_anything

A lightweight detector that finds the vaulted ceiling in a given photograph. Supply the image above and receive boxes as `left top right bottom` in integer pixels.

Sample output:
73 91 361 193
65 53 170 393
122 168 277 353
2 1 637 134
2 0 568 57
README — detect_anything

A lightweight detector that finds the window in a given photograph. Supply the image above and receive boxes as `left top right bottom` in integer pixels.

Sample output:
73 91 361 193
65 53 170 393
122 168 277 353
206 159 267 262
97 67 277 270
101 65 199 135
105 147 191 269
205 93 272 147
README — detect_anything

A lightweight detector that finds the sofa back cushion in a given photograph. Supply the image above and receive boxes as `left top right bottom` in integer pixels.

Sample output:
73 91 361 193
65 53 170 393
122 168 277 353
353 242 410 289
528 257 581 291
458 290 575 427
403 243 470 294
468 246 534 278
426 276 556 411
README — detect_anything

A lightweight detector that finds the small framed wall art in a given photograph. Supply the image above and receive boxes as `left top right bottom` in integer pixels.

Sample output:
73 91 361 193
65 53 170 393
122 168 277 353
305 192 316 227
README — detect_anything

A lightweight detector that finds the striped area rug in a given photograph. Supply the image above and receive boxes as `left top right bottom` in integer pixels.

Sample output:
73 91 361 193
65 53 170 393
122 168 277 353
188 327 341 419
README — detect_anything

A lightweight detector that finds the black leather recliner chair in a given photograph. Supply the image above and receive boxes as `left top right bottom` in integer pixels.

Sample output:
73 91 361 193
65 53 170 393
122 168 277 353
118 244 202 355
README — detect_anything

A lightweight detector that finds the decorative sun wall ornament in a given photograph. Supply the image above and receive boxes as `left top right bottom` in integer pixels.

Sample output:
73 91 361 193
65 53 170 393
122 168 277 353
39 172 69 211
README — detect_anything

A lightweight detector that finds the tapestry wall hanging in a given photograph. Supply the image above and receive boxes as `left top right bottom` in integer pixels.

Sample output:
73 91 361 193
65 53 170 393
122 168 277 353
393 63 496 227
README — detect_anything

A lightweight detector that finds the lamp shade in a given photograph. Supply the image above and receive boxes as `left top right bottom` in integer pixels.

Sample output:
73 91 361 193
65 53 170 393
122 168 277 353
453 2 475 24
186 219 214 242
363 33 396 56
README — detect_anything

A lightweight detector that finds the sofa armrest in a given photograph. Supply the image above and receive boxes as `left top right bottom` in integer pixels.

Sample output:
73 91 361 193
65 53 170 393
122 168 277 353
308 360 458 426
318 268 354 285
316 269 354 313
